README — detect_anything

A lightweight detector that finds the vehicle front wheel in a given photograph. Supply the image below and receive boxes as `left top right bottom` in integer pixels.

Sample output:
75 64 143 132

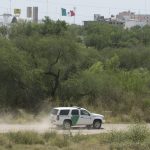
93 120 101 129
63 120 71 130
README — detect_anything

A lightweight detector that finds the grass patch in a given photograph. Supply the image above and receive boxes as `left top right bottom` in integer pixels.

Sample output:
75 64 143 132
51 134 70 148
110 143 150 150
106 130 127 143
43 131 57 142
128 124 150 143
7 131 44 145
0 124 149 150
0 134 10 146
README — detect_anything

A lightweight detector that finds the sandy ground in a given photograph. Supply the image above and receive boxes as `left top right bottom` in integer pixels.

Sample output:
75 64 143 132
0 123 149 135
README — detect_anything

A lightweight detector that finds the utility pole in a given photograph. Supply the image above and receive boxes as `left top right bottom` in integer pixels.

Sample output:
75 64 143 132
46 0 48 16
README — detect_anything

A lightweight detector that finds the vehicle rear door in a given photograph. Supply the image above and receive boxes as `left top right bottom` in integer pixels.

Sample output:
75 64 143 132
59 109 70 122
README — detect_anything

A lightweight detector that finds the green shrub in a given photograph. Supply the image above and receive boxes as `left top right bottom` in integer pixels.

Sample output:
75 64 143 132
106 131 127 143
110 143 150 150
127 124 149 143
110 142 130 150
7 131 44 145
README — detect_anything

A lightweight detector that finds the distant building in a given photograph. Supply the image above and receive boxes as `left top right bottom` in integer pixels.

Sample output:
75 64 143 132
27 7 32 18
124 19 147 29
106 19 124 26
116 11 135 21
116 11 150 28
33 7 38 23
135 14 150 24
27 6 39 23
94 14 105 21
83 21 97 27
84 14 124 27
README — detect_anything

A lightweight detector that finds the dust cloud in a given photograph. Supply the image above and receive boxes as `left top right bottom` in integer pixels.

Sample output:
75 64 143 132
0 110 53 133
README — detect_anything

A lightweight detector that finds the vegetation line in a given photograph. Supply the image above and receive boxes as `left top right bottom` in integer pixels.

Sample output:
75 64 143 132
0 18 150 123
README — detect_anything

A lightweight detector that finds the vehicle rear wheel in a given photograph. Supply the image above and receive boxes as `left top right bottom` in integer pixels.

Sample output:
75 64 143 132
93 120 101 129
63 120 71 130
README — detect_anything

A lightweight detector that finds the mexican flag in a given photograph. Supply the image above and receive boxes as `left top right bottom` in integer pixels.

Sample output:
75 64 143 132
61 8 67 16
61 8 75 17
68 10 75 16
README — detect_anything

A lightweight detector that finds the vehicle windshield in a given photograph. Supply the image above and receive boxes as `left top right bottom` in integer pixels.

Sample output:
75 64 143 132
51 109 58 115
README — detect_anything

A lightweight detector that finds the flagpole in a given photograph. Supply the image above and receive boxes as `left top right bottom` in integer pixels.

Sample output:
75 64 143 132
60 8 62 21
73 7 76 24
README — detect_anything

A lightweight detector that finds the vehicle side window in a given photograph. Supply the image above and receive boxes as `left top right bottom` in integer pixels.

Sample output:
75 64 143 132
59 110 70 115
81 110 90 116
51 109 58 115
71 109 79 115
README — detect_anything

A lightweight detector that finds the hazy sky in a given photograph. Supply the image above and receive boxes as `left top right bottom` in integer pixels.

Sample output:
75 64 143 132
0 0 149 24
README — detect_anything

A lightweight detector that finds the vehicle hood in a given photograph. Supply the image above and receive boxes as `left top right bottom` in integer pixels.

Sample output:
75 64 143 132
91 113 104 118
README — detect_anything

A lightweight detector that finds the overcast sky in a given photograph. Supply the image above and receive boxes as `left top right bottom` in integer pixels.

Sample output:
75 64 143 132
0 0 149 24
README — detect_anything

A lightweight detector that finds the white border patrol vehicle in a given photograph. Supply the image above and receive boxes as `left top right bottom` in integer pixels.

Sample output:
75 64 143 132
50 106 105 129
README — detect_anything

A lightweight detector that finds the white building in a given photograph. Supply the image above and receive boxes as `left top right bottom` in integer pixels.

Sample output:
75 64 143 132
116 11 135 21
116 11 150 28
124 19 147 29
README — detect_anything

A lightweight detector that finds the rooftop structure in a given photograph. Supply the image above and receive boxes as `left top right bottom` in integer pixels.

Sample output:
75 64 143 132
116 11 150 28
0 13 12 26
84 14 124 27
116 11 135 21
135 14 150 24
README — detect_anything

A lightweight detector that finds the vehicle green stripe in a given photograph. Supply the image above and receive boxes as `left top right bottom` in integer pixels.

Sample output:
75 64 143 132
71 115 79 125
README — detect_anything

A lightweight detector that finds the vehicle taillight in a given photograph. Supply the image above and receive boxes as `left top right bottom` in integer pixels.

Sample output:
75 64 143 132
57 115 59 120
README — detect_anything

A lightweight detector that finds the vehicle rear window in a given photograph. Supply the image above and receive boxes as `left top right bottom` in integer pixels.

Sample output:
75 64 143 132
51 109 58 115
71 109 79 115
59 110 70 115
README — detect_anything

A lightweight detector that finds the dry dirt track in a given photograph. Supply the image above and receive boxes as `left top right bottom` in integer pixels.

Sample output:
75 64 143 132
0 123 150 135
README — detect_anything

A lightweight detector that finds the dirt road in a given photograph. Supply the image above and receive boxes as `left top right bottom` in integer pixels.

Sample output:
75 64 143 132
0 123 149 135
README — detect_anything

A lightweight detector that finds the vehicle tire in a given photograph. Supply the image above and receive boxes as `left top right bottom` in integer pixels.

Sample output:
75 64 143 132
93 120 101 129
63 120 71 130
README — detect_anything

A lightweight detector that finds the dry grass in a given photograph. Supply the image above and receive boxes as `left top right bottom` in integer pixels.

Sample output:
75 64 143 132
0 124 149 150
